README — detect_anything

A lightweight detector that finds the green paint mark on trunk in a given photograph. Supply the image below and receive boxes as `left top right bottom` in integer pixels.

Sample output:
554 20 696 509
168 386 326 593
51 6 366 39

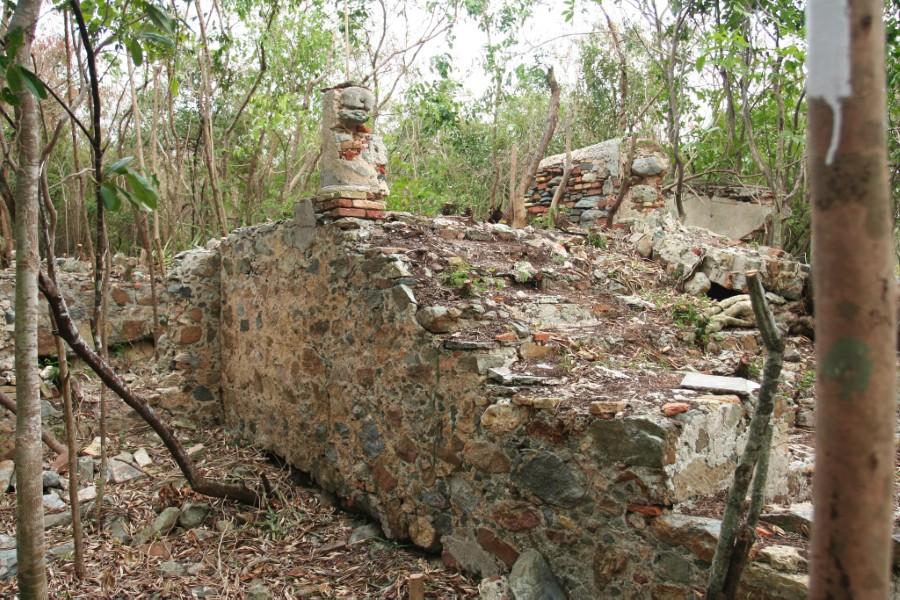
821 337 873 399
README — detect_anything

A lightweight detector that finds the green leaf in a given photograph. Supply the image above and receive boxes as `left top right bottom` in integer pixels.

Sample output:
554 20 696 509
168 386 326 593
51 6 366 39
100 183 122 212
1 87 19 107
126 38 143 66
5 28 24 60
104 156 135 176
5 65 22 94
140 31 175 49
124 168 158 210
168 76 179 97
17 67 47 99
145 4 175 35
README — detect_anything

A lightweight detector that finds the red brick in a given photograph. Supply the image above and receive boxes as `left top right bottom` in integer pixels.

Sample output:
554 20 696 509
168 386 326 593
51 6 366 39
477 528 519 568
365 209 385 219
527 205 548 214
326 207 366 218
627 504 664 517
350 199 386 210
492 501 541 531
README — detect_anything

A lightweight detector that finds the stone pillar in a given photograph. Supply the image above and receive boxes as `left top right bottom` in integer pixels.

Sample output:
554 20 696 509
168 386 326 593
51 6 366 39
314 84 389 220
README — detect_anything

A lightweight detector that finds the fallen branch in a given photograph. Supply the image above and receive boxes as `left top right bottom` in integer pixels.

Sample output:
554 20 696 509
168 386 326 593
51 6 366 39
38 272 261 506
705 271 783 599
0 390 67 456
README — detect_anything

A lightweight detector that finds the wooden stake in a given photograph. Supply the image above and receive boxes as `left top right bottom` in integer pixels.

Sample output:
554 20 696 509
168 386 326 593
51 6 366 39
407 573 425 600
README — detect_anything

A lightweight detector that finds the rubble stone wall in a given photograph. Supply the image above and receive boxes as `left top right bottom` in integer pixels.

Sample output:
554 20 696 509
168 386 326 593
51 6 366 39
0 261 157 364
155 245 223 417
210 208 797 599
525 138 669 227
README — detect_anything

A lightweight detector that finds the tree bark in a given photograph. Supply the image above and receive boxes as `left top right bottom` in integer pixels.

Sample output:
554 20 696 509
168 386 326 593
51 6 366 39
9 0 48 595
0 392 65 456
807 2 896 597
711 273 784 599
513 67 560 228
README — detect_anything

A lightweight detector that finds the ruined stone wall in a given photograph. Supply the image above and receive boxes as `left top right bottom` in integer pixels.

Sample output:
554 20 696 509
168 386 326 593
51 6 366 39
212 208 797 599
0 260 157 366
525 138 669 227
155 245 223 418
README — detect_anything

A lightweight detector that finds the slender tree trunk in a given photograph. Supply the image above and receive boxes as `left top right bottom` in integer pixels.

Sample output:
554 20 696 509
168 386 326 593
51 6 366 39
9 0 48 595
37 188 84 577
549 109 573 226
195 0 228 236
127 59 160 358
807 2 896 597
513 67 560 228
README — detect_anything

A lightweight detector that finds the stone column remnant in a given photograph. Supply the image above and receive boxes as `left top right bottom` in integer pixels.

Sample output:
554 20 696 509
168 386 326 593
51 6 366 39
314 84 389 220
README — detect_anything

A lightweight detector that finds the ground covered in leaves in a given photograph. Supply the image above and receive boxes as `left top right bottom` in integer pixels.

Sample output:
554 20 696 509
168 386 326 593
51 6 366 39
0 351 477 599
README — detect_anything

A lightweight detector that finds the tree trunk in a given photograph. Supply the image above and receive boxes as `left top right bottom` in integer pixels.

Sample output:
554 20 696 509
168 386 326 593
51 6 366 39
9 0 48 595
513 67 560 228
807 2 896 597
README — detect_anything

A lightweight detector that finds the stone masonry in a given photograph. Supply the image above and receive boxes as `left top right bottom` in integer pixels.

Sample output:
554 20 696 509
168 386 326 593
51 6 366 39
525 138 669 227
150 205 810 599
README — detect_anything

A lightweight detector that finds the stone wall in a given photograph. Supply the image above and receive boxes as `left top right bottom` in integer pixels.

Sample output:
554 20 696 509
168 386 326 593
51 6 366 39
210 207 799 599
0 259 157 365
524 138 669 227
155 244 223 417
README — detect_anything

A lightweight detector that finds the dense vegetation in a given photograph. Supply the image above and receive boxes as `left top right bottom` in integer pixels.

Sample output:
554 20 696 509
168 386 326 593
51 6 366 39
10 0 900 266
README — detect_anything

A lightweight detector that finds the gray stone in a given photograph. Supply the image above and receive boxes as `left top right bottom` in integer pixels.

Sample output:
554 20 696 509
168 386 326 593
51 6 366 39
41 399 60 419
513 451 586 507
758 545 806 573
683 272 711 296
416 306 455 333
444 339 498 351
0 548 16 580
247 579 271 600
487 367 546 386
108 516 132 544
508 549 566 600
42 470 61 489
340 87 375 111
153 506 182 535
580 209 606 226
106 459 143 484
478 576 511 600
0 534 14 549
293 199 316 228
45 510 73 529
133 447 152 468
359 420 384 458
43 491 66 511
680 372 760 396
590 418 668 469
76 485 96 503
178 502 211 529
0 460 13 492
77 456 94 483
631 155 667 176
160 560 187 576
49 541 75 557
574 196 600 209
630 184 659 205
349 523 382 543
